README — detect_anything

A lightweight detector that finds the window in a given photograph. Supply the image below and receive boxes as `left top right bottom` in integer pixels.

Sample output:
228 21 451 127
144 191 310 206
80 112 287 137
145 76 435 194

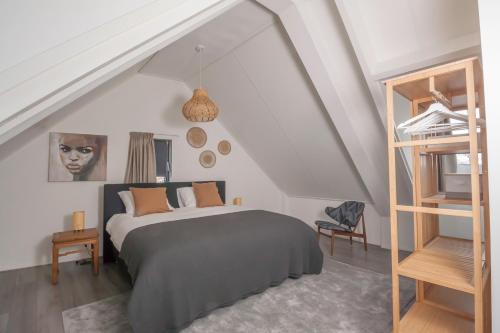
154 138 172 183
438 108 482 194
439 153 482 176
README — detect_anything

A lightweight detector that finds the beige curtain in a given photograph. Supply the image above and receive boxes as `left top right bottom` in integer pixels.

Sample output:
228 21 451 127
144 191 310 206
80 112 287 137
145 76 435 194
124 132 157 183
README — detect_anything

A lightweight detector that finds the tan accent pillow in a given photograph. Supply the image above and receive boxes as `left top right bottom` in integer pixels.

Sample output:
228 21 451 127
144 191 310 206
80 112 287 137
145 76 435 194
192 182 224 208
129 187 171 217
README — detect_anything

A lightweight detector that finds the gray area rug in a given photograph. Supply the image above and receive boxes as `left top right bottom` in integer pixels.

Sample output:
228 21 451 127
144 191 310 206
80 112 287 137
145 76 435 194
62 261 414 333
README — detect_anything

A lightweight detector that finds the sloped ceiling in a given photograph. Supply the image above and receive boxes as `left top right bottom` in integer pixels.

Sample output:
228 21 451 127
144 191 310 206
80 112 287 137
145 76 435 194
335 0 481 127
0 0 160 72
0 0 481 214
140 0 481 212
0 0 243 146
336 0 480 79
141 1 276 82
141 0 370 201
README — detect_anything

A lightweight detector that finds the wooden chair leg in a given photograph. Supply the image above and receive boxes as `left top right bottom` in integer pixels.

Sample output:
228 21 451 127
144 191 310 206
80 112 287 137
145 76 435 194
52 245 59 285
92 242 99 275
362 214 368 251
331 231 335 256
350 236 353 245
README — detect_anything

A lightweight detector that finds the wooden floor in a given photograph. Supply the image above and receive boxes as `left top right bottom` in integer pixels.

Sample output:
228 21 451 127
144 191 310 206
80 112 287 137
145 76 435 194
0 237 403 332
319 236 409 275
0 261 130 333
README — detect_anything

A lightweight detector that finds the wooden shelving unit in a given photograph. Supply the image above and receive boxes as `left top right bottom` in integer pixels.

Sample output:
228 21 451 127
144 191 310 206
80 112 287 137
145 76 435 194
385 57 491 332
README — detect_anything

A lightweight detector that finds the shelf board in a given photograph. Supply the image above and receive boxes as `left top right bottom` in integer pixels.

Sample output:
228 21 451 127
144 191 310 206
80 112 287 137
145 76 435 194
398 237 475 294
396 204 472 217
426 237 486 281
418 132 482 154
399 302 474 333
425 236 475 257
419 143 472 155
386 57 481 101
394 135 469 148
420 193 479 206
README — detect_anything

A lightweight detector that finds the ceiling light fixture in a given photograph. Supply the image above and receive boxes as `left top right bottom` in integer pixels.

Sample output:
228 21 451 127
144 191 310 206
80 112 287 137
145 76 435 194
182 44 219 122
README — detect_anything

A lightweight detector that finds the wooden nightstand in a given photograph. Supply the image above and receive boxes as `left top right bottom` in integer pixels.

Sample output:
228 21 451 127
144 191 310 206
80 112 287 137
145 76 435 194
52 228 99 284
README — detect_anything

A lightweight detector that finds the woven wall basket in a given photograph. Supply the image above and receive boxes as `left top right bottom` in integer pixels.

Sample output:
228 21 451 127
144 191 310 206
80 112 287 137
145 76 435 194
218 140 231 155
199 150 216 168
186 127 207 148
182 88 219 122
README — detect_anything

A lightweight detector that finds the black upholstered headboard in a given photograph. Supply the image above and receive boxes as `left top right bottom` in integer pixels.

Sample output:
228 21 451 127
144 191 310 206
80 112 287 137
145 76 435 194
103 181 225 262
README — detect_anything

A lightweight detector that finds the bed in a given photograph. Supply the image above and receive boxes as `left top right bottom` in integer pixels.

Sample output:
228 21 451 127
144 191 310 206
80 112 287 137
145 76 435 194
103 182 323 333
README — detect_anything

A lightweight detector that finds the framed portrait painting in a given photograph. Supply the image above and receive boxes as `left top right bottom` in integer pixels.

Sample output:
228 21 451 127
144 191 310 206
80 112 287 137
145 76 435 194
48 132 107 181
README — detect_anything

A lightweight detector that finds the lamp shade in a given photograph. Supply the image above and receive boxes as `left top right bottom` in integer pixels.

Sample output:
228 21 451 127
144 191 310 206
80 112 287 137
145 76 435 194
72 211 85 231
182 88 219 122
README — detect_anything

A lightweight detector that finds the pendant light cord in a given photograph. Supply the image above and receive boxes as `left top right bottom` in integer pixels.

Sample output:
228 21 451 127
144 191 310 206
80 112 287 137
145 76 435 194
198 47 202 89
195 44 205 89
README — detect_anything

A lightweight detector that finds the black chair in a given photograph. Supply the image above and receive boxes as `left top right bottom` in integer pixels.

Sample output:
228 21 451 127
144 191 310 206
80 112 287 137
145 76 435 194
314 201 367 255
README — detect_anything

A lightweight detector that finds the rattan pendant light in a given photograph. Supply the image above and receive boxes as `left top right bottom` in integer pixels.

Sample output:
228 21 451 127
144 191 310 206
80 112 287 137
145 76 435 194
182 45 219 122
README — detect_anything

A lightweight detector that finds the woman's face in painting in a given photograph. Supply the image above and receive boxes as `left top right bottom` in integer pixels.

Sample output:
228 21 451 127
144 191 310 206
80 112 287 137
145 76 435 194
58 135 99 176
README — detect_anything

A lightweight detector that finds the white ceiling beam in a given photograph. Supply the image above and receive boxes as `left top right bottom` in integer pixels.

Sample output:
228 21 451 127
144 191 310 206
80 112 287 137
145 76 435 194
334 0 386 127
257 0 390 215
254 0 294 14
0 0 242 145
334 0 413 204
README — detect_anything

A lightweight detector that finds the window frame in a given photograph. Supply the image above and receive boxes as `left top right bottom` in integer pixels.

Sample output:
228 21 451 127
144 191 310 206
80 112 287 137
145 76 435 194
153 138 172 183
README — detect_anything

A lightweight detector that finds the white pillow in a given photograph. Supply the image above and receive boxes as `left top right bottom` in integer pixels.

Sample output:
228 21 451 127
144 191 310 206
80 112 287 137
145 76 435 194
177 187 197 208
118 190 174 215
176 190 184 208
118 191 135 215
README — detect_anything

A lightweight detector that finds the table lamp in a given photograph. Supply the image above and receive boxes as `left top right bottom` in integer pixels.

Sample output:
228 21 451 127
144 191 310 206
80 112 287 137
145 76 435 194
72 211 85 231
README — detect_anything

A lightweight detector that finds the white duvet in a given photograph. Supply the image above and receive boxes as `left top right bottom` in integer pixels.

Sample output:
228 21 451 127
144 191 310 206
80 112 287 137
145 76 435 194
106 205 250 251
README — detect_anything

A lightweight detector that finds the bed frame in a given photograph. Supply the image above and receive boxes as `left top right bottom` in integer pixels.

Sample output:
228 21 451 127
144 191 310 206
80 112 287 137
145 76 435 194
103 181 226 263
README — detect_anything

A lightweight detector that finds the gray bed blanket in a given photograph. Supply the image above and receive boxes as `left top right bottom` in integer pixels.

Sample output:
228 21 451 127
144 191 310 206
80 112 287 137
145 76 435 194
119 209 323 333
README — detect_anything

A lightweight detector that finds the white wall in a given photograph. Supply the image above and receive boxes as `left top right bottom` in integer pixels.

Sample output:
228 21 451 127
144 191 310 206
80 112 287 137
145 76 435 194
0 72 285 271
478 1 500 330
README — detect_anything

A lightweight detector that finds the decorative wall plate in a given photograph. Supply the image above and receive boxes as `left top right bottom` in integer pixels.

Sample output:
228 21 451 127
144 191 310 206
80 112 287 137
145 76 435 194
199 150 216 168
186 127 207 148
218 140 231 155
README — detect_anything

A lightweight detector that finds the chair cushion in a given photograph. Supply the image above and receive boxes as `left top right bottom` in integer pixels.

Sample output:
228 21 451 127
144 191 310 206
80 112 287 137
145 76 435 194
325 201 365 229
315 220 351 232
